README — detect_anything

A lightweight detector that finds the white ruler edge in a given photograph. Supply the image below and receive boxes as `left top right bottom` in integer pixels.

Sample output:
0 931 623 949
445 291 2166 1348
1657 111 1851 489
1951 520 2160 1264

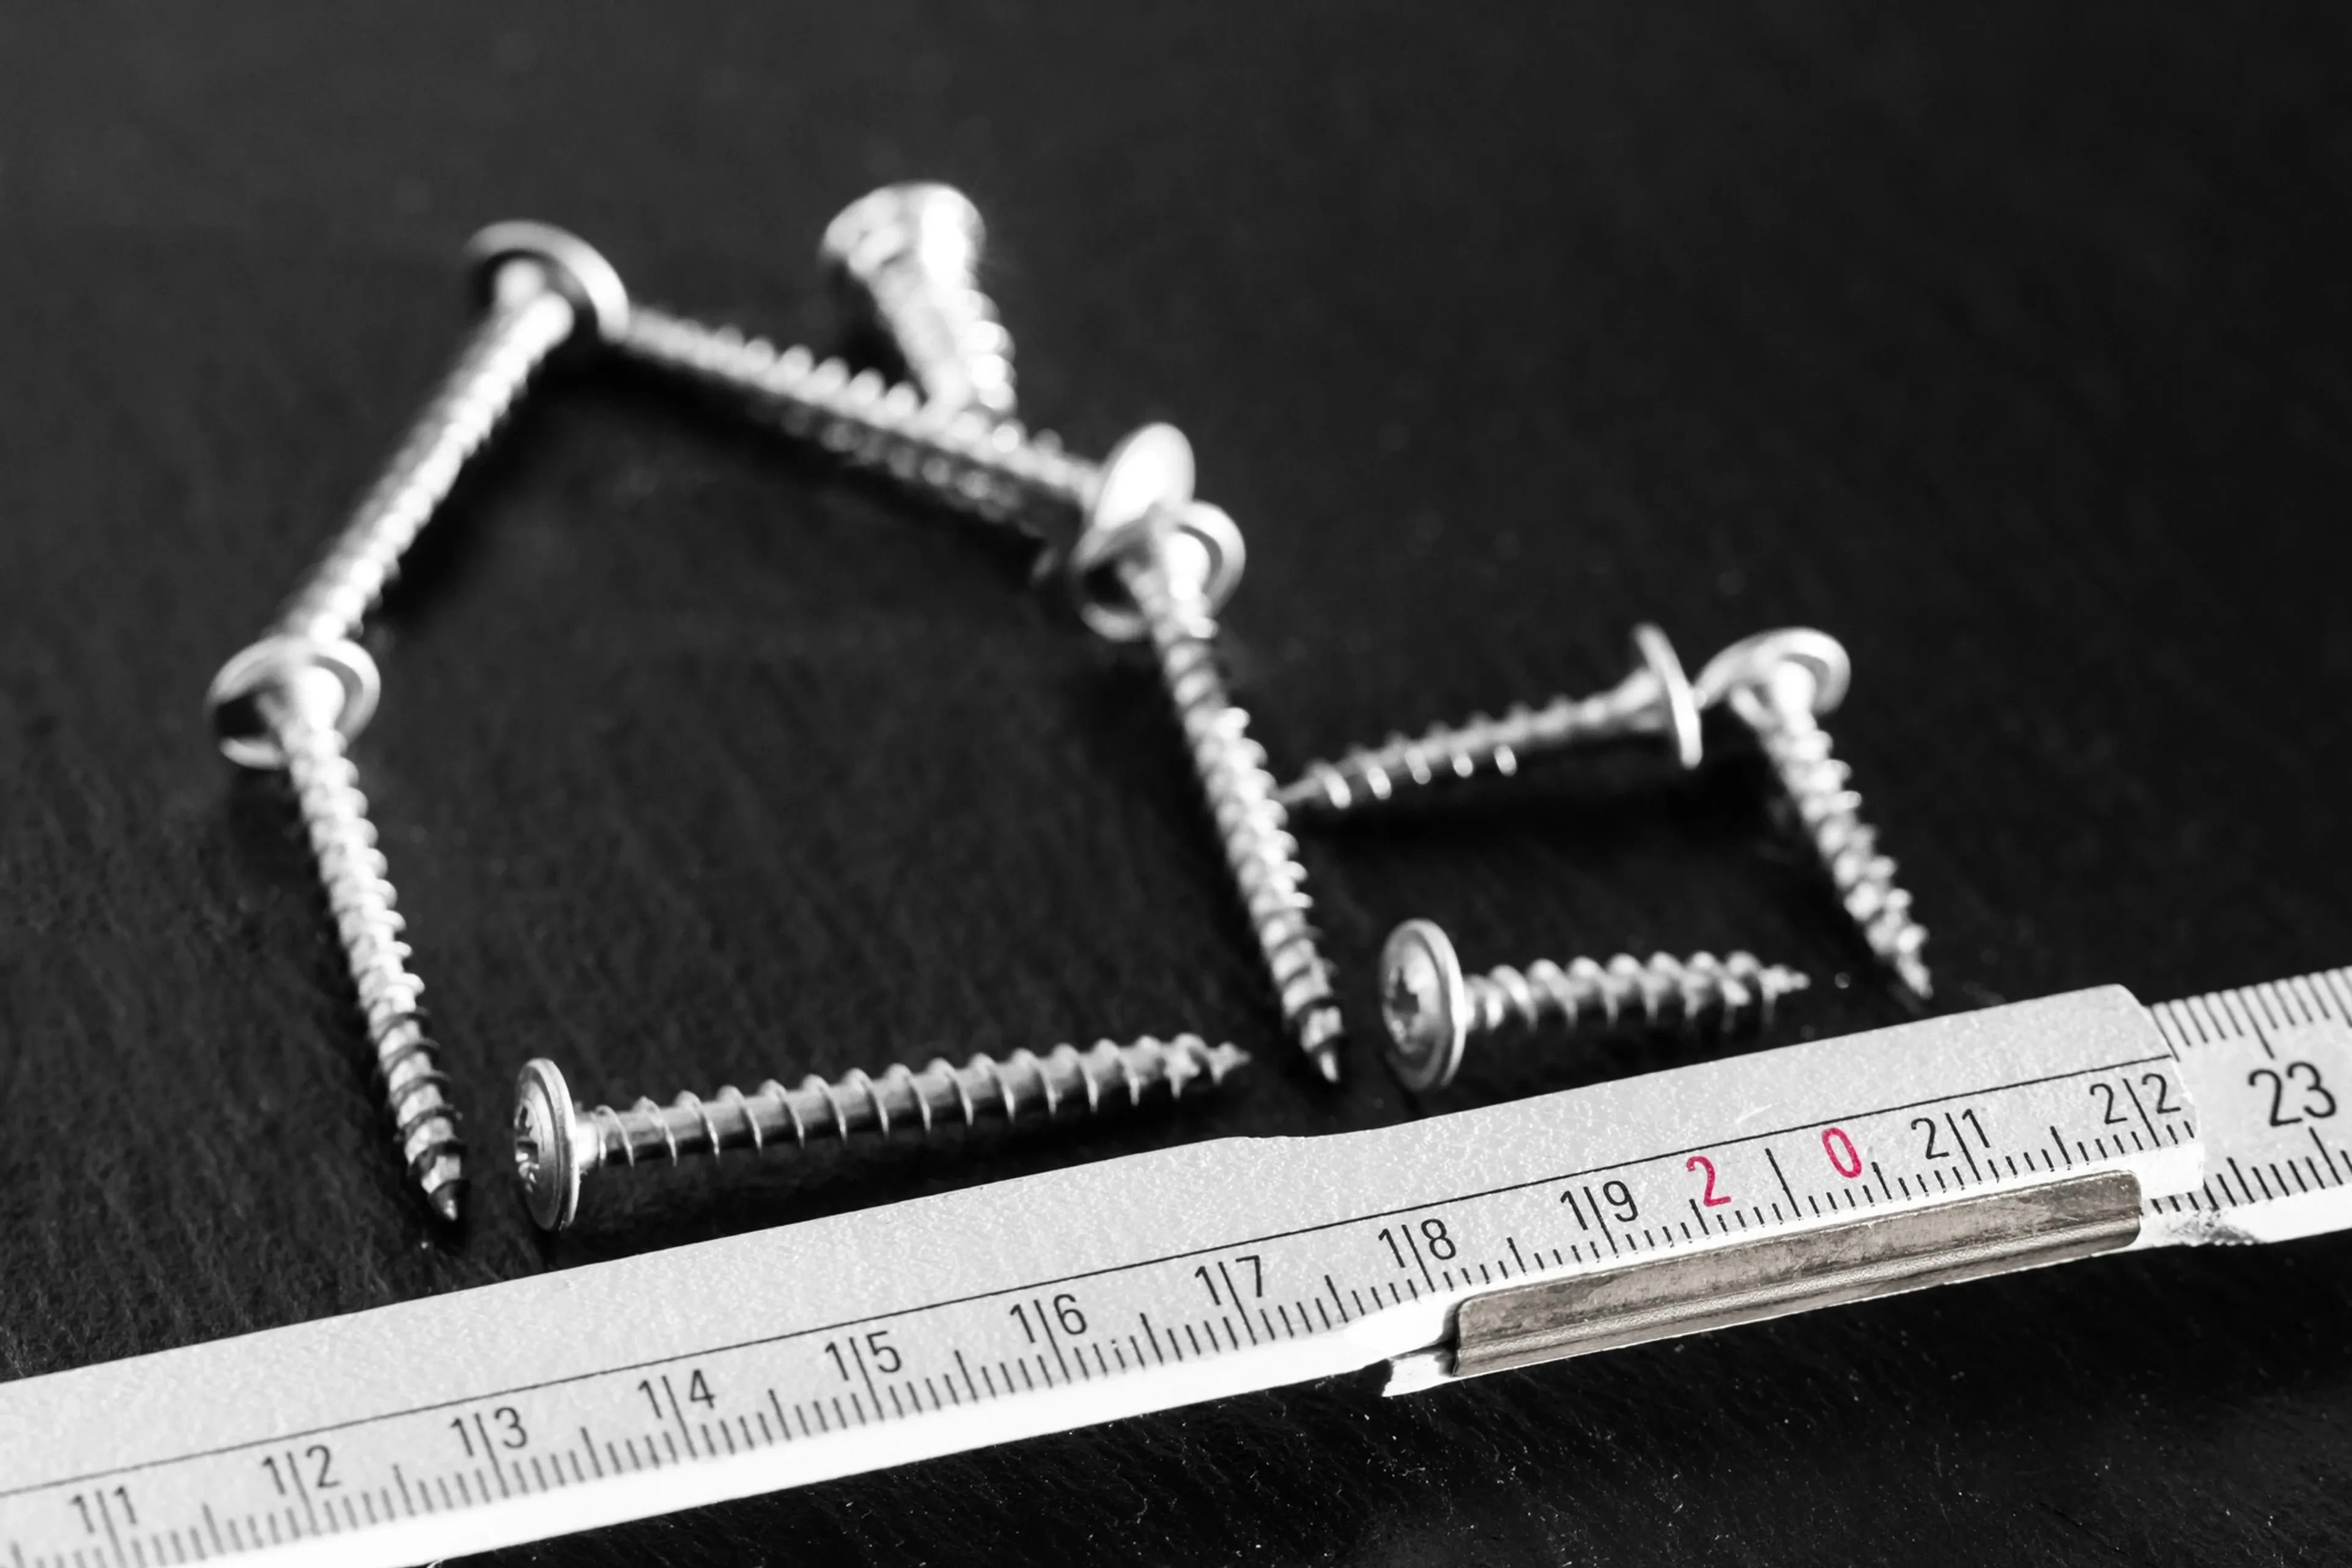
3 977 2317 1568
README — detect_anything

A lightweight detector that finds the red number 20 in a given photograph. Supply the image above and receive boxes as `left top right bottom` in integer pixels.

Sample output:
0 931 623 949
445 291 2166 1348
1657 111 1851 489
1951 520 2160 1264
1686 1155 1731 1207
1822 1126 1863 1180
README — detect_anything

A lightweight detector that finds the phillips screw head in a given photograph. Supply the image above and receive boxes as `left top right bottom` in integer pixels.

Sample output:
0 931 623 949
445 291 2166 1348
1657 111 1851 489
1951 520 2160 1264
1381 919 1474 1092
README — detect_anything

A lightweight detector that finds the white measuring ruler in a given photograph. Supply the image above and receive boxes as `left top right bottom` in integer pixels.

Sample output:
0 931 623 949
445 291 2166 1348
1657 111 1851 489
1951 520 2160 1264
4 968 2347 1567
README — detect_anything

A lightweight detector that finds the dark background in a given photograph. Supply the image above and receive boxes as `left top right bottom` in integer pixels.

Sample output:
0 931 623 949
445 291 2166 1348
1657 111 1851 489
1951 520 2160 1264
4 4 2350 1563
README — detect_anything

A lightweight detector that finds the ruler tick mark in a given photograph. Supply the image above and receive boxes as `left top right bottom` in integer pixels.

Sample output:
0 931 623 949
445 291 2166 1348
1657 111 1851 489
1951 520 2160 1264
846 1333 884 1416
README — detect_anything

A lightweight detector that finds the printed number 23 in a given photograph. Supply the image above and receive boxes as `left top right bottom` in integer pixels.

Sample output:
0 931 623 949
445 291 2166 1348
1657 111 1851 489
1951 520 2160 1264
2250 1062 2337 1126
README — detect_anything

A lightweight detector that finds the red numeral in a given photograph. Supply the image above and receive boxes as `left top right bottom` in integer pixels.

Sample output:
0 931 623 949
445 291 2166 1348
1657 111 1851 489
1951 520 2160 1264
1686 1155 1731 1207
1822 1126 1862 1180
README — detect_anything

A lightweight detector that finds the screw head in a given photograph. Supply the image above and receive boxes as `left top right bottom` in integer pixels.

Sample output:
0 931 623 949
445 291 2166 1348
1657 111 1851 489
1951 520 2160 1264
820 182 986 290
464 221 631 346
514 1057 582 1233
1067 424 1247 642
1380 919 1473 1092
1630 623 1704 769
1693 627 1852 717
205 635 382 770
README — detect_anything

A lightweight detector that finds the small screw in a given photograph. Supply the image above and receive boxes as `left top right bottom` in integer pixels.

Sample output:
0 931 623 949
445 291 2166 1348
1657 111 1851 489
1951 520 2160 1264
1378 919 1811 1091
512 1035 1248 1232
1695 629 1931 1000
822 182 1016 421
1277 624 1703 814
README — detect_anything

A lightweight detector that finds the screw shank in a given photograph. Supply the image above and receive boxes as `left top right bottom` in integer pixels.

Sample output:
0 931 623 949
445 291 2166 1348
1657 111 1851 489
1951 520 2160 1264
1281 676 1673 814
270 286 576 649
1731 685 1932 1000
618 306 1090 547
266 690 464 1221
1122 553 1347 1078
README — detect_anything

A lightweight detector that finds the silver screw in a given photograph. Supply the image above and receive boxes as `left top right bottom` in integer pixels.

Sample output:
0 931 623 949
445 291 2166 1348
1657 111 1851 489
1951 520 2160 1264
821 182 1016 421
208 220 627 766
1695 629 1932 1000
1276 624 1704 814
220 645 467 1219
512 1035 1249 1232
1065 426 1350 1082
1378 919 1811 1091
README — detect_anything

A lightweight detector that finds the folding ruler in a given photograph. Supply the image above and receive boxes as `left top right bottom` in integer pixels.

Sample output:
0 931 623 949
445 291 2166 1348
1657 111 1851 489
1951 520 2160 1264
2 969 2346 1566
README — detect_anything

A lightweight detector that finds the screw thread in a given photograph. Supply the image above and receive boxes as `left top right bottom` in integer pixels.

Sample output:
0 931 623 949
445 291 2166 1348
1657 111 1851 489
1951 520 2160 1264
619 305 1093 546
272 286 575 649
862 258 1017 422
1466 950 1810 1047
1733 685 1931 999
1280 679 1666 814
1124 556 1346 1079
578 1035 1247 1176
268 692 464 1221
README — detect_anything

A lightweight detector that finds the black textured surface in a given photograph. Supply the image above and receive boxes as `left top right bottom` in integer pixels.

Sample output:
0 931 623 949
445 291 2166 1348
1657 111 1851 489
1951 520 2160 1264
5 5 2351 1564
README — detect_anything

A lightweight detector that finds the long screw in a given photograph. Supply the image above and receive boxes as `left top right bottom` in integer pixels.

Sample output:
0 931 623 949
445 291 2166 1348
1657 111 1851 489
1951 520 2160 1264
1695 630 1932 1001
513 1035 1249 1232
821 182 1016 421
208 221 627 767
254 648 467 1219
1378 919 1811 1092
1277 624 1704 814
